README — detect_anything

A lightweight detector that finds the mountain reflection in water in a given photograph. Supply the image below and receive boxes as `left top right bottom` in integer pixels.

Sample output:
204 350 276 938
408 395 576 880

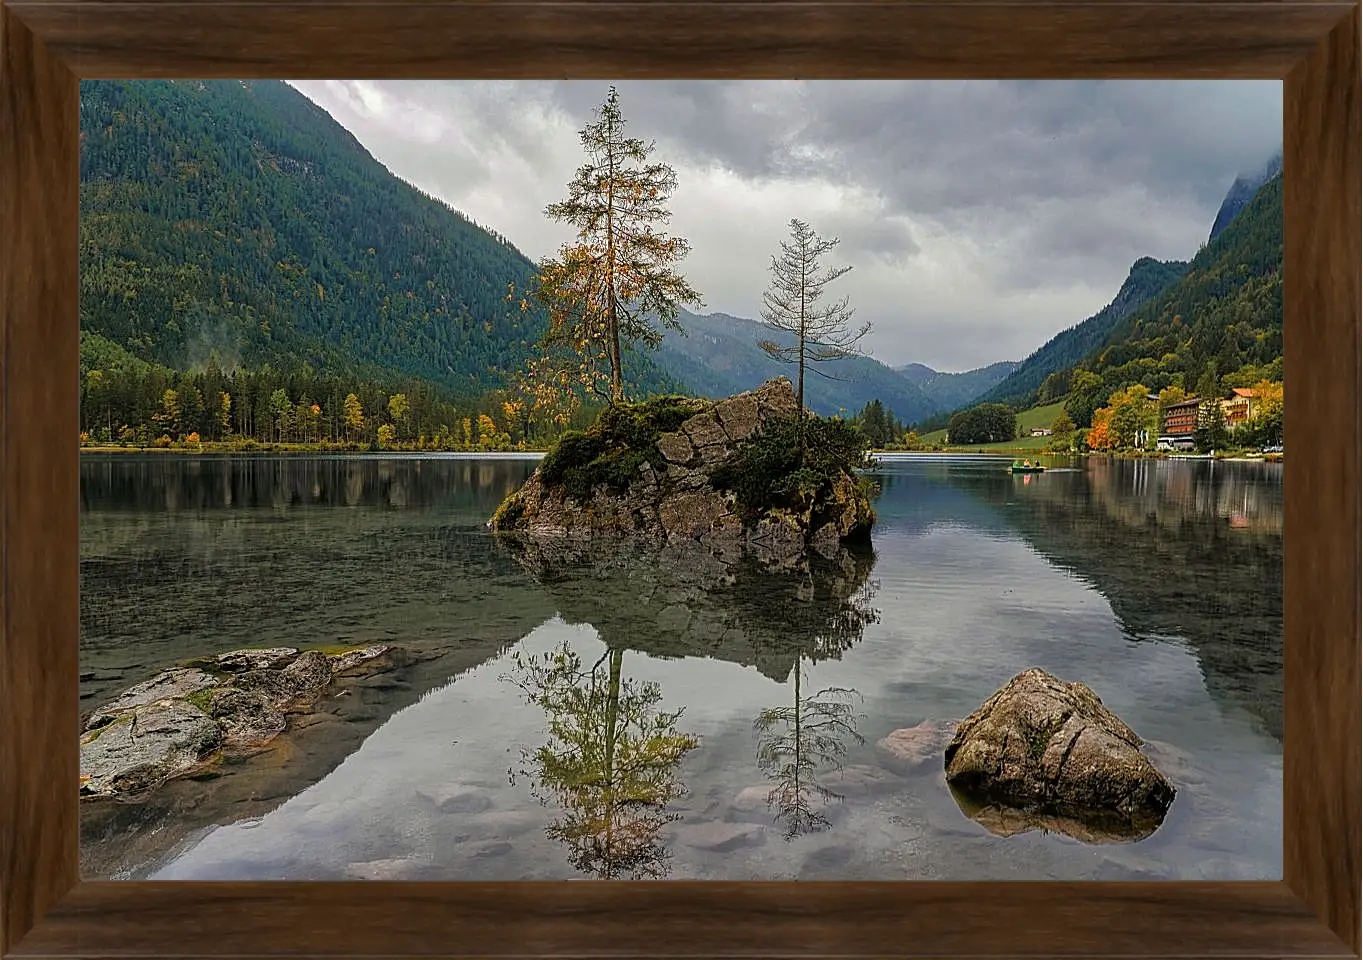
78 454 1282 881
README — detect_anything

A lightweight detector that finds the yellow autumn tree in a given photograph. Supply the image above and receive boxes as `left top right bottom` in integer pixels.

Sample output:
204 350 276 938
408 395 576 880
1106 385 1158 450
387 393 410 439
343 393 365 442
152 388 182 439
532 86 703 403
502 398 527 447
218 391 232 439
1252 379 1284 419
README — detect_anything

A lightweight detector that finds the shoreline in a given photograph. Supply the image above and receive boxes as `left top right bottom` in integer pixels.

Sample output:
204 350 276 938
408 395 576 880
80 443 548 457
77 444 1282 464
870 449 1282 463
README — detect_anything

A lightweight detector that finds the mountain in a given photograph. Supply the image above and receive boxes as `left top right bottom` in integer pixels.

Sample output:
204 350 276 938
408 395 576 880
656 310 938 423
1079 170 1282 399
77 79 680 400
981 170 1283 425
895 360 1020 412
1208 150 1283 242
968 150 1285 417
976 256 1191 410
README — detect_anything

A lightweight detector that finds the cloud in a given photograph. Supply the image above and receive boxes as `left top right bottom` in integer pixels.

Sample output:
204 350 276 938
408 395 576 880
288 79 1281 371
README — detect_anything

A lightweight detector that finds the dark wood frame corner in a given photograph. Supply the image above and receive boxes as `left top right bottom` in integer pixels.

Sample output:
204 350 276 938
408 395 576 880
2 1 1358 956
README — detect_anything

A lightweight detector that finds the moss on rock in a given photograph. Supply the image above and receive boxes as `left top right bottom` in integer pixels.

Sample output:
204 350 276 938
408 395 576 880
539 395 707 502
488 379 877 551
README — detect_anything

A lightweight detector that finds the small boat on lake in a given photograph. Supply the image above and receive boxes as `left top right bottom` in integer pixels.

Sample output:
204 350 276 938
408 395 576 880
1010 459 1046 474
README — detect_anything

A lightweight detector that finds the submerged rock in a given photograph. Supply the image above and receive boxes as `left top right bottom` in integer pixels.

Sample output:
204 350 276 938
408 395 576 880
816 763 903 797
344 857 428 881
943 668 1175 838
80 644 406 801
675 820 767 852
876 719 960 774
488 378 875 552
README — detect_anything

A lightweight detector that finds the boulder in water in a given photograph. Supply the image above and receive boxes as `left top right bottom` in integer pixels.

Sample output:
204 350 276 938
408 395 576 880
80 644 408 800
943 668 1175 837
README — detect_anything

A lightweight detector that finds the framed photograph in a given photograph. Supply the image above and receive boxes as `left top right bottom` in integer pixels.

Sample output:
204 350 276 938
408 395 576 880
2 1 1357 957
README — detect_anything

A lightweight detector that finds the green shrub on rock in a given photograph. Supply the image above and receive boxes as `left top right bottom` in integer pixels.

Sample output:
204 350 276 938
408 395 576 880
539 395 707 502
708 415 875 529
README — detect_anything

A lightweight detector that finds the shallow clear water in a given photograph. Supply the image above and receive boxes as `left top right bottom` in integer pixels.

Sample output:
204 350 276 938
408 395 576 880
79 452 1283 881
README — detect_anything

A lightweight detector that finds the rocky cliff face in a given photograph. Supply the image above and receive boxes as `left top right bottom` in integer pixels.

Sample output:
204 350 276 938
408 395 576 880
1208 150 1283 242
489 378 876 561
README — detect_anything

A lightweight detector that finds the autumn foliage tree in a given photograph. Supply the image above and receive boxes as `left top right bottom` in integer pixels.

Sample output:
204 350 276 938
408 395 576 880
1245 379 1284 446
343 393 365 441
1106 385 1159 450
532 86 703 404
1086 408 1116 452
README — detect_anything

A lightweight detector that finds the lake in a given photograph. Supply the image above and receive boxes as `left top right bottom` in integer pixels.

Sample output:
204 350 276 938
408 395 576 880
79 452 1283 881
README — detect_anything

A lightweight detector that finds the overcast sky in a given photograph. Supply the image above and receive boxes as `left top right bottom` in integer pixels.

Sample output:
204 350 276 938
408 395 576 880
288 80 1281 372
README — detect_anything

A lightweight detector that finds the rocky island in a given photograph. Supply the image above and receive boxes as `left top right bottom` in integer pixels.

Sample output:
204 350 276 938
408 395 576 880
488 378 877 560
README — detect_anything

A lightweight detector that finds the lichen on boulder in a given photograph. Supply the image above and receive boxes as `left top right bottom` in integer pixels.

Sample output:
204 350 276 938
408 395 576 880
943 668 1176 839
489 378 877 554
80 644 406 800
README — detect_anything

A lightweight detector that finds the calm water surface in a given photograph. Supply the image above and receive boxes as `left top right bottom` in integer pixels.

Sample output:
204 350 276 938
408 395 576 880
79 453 1283 881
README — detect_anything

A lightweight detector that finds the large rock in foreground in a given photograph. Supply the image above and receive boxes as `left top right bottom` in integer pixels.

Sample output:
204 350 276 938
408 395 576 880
943 668 1175 837
489 379 875 558
80 645 404 800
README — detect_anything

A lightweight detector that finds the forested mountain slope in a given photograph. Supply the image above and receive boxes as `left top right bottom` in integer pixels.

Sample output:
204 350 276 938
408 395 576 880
896 360 1020 412
78 79 681 399
976 257 1191 410
1078 172 1283 403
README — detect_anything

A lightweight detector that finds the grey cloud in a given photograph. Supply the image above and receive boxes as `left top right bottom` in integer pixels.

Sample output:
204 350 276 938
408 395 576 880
836 216 921 267
533 79 1281 300
287 79 1280 371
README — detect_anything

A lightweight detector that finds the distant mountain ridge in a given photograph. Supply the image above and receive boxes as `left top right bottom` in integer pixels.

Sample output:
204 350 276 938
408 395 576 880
895 360 1020 412
976 257 1191 409
657 311 940 422
968 148 1284 415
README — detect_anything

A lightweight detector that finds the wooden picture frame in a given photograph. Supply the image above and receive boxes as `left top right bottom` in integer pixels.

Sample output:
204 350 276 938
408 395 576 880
2 1 1358 956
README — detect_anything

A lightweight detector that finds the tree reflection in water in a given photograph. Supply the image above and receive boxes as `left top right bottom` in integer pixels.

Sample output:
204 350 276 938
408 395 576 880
494 534 885 856
754 679 864 839
503 643 699 879
752 566 880 839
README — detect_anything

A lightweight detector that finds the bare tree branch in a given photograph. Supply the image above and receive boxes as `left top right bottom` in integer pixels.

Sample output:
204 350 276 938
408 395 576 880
757 218 871 412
